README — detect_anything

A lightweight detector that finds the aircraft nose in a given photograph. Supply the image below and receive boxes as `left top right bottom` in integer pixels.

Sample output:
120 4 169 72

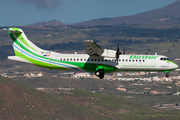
175 64 179 69
172 63 178 69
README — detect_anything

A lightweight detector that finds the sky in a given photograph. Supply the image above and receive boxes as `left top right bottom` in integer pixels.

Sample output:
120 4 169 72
0 0 177 27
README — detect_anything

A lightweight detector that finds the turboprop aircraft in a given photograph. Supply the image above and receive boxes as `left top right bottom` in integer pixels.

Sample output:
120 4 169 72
7 28 178 79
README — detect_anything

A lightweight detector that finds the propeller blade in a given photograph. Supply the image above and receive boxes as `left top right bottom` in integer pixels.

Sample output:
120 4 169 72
116 43 121 64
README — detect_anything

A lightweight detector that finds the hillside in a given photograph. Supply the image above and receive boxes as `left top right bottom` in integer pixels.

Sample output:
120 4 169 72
71 0 180 26
15 76 180 107
1 76 180 119
30 19 66 26
0 75 105 120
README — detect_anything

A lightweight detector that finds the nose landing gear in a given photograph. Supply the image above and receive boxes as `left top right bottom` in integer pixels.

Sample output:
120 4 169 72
95 69 104 79
165 73 169 77
165 71 169 78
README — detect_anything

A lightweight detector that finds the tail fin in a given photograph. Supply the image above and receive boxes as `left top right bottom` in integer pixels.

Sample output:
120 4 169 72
8 28 42 56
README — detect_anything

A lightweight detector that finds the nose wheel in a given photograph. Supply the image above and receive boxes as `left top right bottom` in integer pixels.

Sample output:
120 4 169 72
95 69 104 79
165 73 169 77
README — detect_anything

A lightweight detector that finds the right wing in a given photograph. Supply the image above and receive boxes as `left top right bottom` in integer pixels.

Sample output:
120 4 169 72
83 40 104 56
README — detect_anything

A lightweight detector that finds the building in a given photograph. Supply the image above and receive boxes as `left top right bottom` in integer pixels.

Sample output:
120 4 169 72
73 72 91 78
152 76 160 81
37 73 44 77
116 87 126 91
24 72 44 78
151 91 158 94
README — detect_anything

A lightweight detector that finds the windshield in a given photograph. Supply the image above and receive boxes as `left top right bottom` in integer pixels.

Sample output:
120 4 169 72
160 57 169 61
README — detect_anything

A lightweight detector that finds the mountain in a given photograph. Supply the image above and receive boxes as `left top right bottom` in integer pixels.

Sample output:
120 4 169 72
30 19 66 26
71 0 180 26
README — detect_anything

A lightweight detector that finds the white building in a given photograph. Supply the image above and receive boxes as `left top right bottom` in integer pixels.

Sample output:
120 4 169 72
152 76 160 81
37 73 44 77
73 72 91 78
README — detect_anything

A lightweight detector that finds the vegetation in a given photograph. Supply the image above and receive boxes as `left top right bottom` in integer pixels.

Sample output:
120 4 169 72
16 77 180 107
0 75 106 120
1 75 180 120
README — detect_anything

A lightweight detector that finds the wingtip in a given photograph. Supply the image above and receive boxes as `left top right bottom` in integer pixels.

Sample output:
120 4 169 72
84 40 94 42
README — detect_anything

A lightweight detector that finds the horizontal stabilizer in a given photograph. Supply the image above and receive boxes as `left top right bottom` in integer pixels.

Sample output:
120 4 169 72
8 56 31 64
8 28 22 33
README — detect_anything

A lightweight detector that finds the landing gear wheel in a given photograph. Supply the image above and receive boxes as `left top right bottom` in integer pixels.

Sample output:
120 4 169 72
165 73 169 78
95 71 100 76
99 74 104 79
95 69 104 79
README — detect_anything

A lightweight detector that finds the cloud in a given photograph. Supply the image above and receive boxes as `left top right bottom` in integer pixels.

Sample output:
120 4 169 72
17 0 61 9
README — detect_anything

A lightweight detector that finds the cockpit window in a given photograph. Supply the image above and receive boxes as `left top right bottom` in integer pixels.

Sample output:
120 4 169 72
160 57 169 61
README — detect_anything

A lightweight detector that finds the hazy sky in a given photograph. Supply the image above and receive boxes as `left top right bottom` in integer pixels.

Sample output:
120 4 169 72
0 0 177 26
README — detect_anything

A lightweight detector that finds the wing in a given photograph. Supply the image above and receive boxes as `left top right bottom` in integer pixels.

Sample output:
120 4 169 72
83 40 104 56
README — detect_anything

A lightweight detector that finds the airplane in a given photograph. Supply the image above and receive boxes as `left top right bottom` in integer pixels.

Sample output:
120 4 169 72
7 28 178 79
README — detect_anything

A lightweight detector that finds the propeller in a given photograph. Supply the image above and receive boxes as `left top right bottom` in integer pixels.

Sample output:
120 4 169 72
116 43 121 64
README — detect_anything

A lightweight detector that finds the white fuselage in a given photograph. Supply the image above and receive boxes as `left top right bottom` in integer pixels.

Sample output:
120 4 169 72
41 53 178 72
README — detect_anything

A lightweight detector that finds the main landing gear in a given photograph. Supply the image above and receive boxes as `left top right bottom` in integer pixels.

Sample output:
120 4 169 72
95 69 104 79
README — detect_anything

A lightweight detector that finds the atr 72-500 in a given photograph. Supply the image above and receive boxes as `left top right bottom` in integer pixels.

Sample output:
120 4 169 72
7 28 178 79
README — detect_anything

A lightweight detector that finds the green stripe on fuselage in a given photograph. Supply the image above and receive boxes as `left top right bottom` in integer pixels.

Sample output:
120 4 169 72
14 50 69 70
166 60 178 66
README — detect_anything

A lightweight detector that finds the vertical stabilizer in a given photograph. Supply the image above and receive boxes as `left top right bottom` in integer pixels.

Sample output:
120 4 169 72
8 28 42 56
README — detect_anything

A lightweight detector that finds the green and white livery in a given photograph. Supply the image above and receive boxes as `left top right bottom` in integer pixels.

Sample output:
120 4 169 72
7 28 178 79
